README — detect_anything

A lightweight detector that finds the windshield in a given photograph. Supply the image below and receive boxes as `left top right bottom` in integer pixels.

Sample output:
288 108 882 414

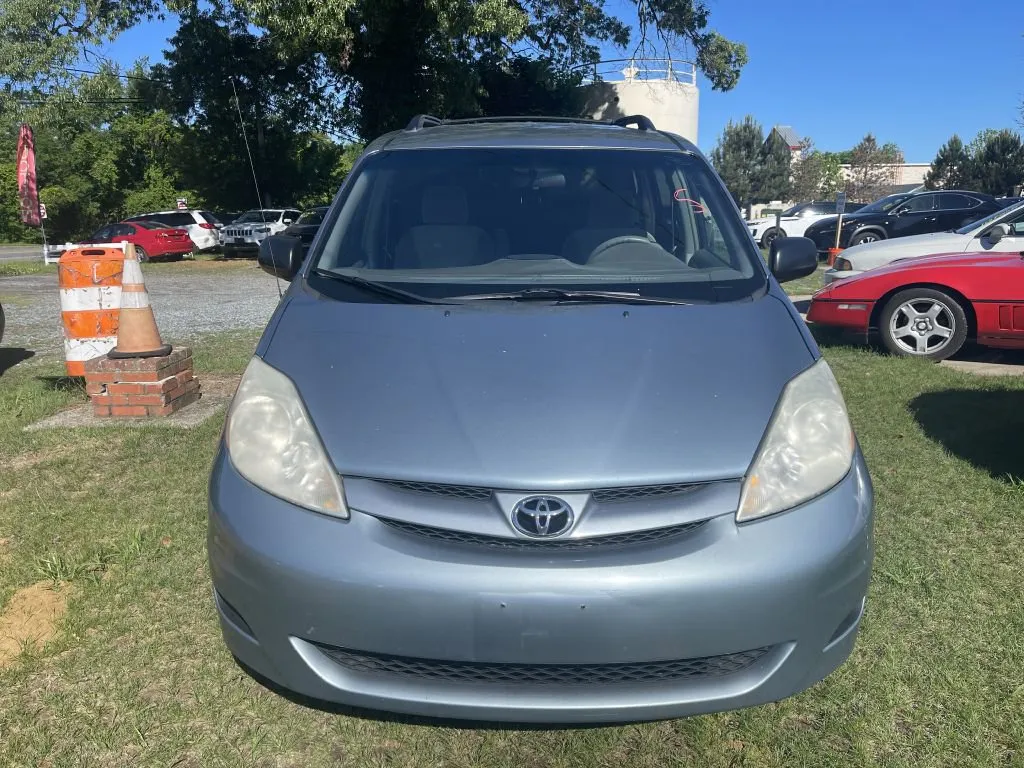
858 193 912 214
236 210 282 223
955 201 1024 235
136 220 170 230
312 147 766 302
296 209 327 226
780 203 807 217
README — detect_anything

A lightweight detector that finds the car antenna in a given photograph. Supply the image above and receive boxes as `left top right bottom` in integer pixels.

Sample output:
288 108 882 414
230 76 281 300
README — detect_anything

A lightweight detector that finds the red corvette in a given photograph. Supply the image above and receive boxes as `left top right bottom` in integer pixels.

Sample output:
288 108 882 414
807 251 1024 360
83 220 193 261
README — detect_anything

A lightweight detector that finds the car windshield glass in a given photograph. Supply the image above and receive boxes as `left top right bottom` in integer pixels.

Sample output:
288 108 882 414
780 204 806 217
955 202 1023 235
858 193 912 213
235 210 281 223
312 147 766 302
296 209 326 225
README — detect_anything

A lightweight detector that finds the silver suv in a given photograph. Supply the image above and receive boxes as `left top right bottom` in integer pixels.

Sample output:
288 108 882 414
220 209 301 257
208 114 874 724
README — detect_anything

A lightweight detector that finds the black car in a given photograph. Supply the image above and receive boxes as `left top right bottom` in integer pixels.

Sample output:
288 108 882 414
803 190 1001 256
282 206 329 253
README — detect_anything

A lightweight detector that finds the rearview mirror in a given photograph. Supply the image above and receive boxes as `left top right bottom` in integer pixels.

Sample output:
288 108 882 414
258 235 304 281
985 223 1011 244
769 237 818 284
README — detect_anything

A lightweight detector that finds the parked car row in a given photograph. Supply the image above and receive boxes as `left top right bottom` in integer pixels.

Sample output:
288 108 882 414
747 200 866 249
220 209 302 257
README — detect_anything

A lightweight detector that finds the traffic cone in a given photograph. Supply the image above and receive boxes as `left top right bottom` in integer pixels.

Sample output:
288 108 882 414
108 242 172 359
827 247 843 266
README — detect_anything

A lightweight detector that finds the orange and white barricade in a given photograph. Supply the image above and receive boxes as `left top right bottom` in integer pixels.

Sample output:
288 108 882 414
58 243 126 376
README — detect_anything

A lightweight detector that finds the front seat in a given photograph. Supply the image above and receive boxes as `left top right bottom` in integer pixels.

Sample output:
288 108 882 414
561 187 652 263
394 186 494 269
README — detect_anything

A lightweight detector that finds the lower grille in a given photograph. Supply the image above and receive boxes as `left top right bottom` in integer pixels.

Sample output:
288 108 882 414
380 518 707 550
315 644 772 686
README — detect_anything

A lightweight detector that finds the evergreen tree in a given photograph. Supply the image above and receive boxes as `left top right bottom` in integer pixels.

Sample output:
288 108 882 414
757 130 793 203
710 117 764 208
925 135 974 190
970 130 1024 197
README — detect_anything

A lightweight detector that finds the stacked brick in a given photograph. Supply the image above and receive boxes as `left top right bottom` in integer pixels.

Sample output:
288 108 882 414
84 347 201 418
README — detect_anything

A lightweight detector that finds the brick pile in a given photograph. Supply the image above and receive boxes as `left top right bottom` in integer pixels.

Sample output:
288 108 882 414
84 347 201 418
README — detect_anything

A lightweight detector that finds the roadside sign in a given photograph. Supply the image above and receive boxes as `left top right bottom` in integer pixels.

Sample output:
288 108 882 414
38 203 47 220
176 198 188 210
836 192 847 216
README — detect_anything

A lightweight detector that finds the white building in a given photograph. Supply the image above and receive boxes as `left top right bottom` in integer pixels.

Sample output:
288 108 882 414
581 59 700 144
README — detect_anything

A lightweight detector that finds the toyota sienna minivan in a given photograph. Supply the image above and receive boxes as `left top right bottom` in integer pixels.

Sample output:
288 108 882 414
208 115 874 724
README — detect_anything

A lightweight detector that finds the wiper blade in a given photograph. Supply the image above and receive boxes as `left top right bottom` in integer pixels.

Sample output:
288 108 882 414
311 269 450 304
453 288 692 306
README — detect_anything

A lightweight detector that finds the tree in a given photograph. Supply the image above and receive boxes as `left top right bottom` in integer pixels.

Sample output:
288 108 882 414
758 130 792 203
790 139 844 202
970 129 1024 197
925 135 973 190
710 117 763 208
845 134 902 202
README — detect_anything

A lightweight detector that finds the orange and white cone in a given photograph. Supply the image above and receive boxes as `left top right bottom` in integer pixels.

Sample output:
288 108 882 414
108 242 172 359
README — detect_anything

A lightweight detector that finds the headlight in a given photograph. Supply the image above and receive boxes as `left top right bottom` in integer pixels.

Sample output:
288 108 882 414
226 357 348 517
737 360 854 522
834 257 853 271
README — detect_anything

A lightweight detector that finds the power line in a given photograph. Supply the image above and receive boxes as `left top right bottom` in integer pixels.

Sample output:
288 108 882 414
61 66 171 85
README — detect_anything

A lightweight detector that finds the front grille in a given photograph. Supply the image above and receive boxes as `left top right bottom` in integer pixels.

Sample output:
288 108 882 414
380 518 707 550
378 480 703 504
381 480 493 501
315 644 772 686
224 227 252 238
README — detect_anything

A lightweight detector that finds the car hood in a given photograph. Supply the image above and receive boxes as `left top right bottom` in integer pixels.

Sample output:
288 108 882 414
842 231 969 269
867 250 1016 276
261 290 815 489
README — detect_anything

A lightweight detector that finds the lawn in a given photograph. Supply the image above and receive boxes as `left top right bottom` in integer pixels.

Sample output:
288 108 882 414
0 331 1022 767
0 254 257 278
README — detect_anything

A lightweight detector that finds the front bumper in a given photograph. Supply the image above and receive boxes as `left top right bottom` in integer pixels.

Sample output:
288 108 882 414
208 451 874 724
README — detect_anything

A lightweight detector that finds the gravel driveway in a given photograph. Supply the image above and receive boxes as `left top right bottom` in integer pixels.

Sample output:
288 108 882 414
0 266 282 358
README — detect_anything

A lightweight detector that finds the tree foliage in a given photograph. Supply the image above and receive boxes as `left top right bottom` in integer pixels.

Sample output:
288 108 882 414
709 117 793 207
845 134 902 202
790 139 844 202
926 130 1023 196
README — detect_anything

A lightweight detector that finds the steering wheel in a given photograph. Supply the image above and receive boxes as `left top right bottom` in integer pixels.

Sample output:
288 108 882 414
587 235 658 263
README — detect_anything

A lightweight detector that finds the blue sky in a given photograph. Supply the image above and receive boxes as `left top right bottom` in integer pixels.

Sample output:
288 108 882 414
97 0 1024 160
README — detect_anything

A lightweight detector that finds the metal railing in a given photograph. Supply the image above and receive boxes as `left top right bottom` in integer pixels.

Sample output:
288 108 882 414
576 58 697 86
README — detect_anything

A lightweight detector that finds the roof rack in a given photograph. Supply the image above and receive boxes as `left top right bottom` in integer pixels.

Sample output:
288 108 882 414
612 115 656 131
403 114 658 132
405 114 444 131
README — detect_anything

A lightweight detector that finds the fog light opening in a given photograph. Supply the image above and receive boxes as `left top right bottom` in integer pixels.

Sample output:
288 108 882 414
825 598 866 648
215 589 257 641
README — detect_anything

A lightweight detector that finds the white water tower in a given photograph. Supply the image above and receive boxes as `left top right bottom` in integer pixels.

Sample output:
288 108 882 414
580 59 700 143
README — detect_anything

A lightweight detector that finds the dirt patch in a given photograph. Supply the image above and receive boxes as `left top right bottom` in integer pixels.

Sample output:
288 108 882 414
0 581 71 668
199 374 240 398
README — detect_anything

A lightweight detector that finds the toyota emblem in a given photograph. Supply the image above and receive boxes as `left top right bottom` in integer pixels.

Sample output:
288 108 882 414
511 496 574 538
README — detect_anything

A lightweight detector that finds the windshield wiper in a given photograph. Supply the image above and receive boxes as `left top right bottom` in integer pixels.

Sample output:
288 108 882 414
312 269 451 304
453 288 693 305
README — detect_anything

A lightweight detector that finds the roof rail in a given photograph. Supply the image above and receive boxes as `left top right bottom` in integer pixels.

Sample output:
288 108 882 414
613 115 656 131
405 114 443 131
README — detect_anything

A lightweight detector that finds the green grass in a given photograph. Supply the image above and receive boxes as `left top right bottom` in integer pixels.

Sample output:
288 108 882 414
0 260 53 277
1 333 1023 767
0 254 256 279
781 264 828 297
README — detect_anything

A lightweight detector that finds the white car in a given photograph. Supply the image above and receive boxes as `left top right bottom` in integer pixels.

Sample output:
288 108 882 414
823 200 1024 284
747 201 861 249
220 209 301 256
124 209 222 252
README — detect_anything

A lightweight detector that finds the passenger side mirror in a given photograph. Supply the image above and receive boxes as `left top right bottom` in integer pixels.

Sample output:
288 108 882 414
769 236 818 284
985 223 1011 244
258 235 304 281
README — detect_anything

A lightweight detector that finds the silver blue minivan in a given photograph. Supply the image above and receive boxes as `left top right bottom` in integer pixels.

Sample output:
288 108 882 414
208 115 874 724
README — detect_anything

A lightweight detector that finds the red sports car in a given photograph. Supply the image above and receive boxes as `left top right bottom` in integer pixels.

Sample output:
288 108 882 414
807 251 1024 360
83 220 193 261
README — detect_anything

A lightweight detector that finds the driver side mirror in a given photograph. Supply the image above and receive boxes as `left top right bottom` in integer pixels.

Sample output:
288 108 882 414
985 223 1011 244
258 235 304 281
769 237 818 284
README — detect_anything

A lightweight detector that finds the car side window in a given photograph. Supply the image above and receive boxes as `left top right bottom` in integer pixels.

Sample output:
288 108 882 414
1007 208 1024 235
92 226 113 242
112 224 134 238
938 193 976 211
900 195 937 213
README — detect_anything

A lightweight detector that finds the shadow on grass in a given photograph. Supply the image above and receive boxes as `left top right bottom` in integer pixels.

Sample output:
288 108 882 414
0 347 34 376
807 324 867 353
37 375 85 393
910 389 1024 482
235 656 618 731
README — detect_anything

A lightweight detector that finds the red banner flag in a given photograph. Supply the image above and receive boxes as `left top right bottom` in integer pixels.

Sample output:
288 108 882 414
16 123 41 227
